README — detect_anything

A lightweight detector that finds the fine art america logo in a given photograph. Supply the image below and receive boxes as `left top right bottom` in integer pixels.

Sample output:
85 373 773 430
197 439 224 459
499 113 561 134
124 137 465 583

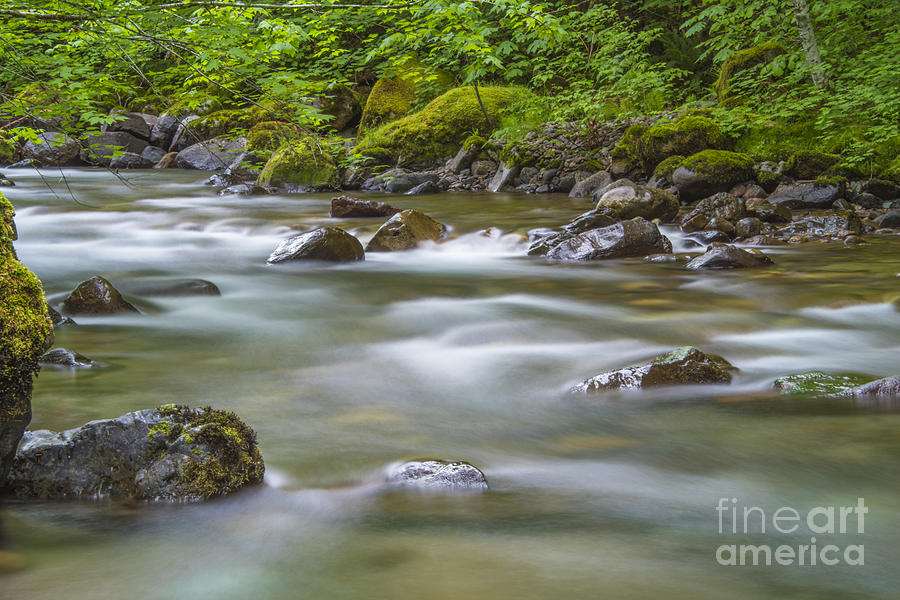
715 498 867 566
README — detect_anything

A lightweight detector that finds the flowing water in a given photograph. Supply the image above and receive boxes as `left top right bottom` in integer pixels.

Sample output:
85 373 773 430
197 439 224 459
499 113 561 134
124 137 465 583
2 168 899 599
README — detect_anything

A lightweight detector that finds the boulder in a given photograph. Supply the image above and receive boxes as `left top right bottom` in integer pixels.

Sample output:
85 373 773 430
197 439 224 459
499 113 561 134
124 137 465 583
774 371 872 396
150 113 180 150
246 121 302 162
384 459 488 490
319 84 363 131
680 192 746 233
330 196 399 218
767 181 844 209
257 136 338 190
61 276 139 315
594 184 679 222
783 150 842 180
746 198 791 223
21 132 80 166
109 152 153 169
6 405 265 502
79 131 149 166
544 219 672 262
446 145 480 174
0 194 54 481
715 42 785 101
39 348 95 369
267 227 364 263
141 145 167 165
613 115 732 170
166 114 200 152
568 170 612 199
571 346 736 392
361 168 438 193
874 210 900 228
105 111 154 141
734 217 762 238
175 137 246 171
672 150 755 203
527 210 617 256
366 209 446 252
405 180 437 195
359 63 453 132
488 161 519 192
685 244 774 269
846 376 900 399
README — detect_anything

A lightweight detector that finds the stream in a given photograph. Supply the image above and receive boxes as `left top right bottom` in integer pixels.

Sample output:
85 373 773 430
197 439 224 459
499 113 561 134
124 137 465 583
2 168 899 599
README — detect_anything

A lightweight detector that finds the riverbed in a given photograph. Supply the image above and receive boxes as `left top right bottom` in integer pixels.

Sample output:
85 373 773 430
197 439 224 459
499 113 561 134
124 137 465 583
2 168 899 599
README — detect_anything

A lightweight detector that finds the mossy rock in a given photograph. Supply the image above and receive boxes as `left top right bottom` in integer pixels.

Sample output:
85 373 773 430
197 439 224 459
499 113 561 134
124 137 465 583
773 372 872 396
615 116 731 171
716 42 786 101
257 137 339 189
0 131 16 164
358 63 453 133
784 150 842 180
672 150 755 202
246 121 303 161
1 193 54 480
356 86 527 168
825 161 867 180
610 124 647 164
183 109 258 142
653 155 685 182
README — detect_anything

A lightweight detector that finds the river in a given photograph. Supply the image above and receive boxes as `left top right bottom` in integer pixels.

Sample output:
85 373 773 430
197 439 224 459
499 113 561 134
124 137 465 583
2 168 899 598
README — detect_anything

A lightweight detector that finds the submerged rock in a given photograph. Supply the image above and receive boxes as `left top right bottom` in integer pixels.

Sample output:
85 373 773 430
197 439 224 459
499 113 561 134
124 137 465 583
122 278 221 297
544 219 672 262
366 209 446 252
267 227 364 263
685 244 773 270
330 195 399 219
385 459 488 490
571 346 736 392
39 348 95 369
61 276 139 315
6 405 265 502
774 371 872 396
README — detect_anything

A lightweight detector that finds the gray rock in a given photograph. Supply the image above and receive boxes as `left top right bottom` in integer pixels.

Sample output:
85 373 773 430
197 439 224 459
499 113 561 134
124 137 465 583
681 193 746 233
590 178 635 200
80 132 149 166
175 137 246 171
219 183 269 196
471 160 499 177
686 230 731 245
851 192 884 209
141 145 167 165
685 244 774 269
874 210 900 228
122 278 221 297
488 161 518 192
361 169 438 193
108 152 153 169
105 111 153 141
776 211 862 240
767 182 844 209
168 115 200 152
22 132 80 166
385 459 488 490
366 209 446 252
150 113 180 150
446 146 480 174
39 348 95 369
61 276 139 315
330 196 399 219
746 199 792 223
6 406 265 502
267 227 364 263
405 180 437 195
846 376 900 399
545 219 672 262
595 185 678 222
518 166 539 184
571 346 736 392
735 217 762 238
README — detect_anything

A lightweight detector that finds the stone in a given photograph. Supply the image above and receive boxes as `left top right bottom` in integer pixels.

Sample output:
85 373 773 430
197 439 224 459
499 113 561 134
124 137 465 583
775 211 862 240
150 113 180 150
330 196 399 219
219 183 269 196
108 152 153 169
267 227 364 263
767 181 844 209
571 346 736 392
545 219 672 262
846 376 900 399
385 459 488 490
175 137 246 171
61 276 140 315
488 161 519 192
405 180 437 195
6 405 265 502
141 145 167 165
47 306 76 328
361 169 437 193
774 371 872 396
22 132 80 166
39 348 95 369
680 192 746 232
366 209 446 252
122 278 221 297
526 210 618 256
672 150 754 203
874 210 900 228
735 217 762 238
79 131 149 166
746 199 791 223
105 111 153 141
594 184 679 222
447 145 480 174
685 244 774 269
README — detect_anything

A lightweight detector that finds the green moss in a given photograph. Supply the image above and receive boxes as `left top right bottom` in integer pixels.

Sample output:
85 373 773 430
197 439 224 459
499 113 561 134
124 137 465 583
184 108 259 141
0 131 16 164
356 86 527 168
755 167 783 192
610 124 647 163
358 61 453 133
680 149 755 184
615 116 731 171
462 134 486 150
320 84 363 131
716 42 786 101
257 136 339 188
814 174 847 187
784 150 842 180
157 404 265 499
653 155 685 181
246 121 303 161
774 371 871 396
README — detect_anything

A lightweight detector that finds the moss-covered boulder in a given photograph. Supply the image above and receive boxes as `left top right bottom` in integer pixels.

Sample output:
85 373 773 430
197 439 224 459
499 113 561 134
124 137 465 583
366 209 447 252
614 116 732 171
783 150 842 180
246 121 303 161
6 405 264 502
672 150 755 202
257 137 339 189
0 193 54 481
358 63 453 132
716 42 786 102
356 86 525 169
652 155 685 183
774 371 872 396
571 346 736 392
594 185 679 222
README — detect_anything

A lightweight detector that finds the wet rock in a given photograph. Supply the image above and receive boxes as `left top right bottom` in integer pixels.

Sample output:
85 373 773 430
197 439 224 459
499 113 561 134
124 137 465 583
846 376 900 399
527 210 617 255
774 371 872 396
735 217 762 238
405 180 437 195
488 161 518 192
330 196 399 219
361 169 437 193
141 145 167 165
545 219 672 262
672 150 754 203
7 159 37 169
568 171 612 199
219 183 269 196
47 306 76 328
366 209 446 252
746 199 791 223
686 230 731 245
742 235 786 246
61 276 139 315
6 405 265 502
767 181 843 209
105 111 153 141
39 348 95 369
594 185 679 222
268 227 364 263
685 244 773 269
775 211 862 240
874 210 900 228
680 193 746 232
22 132 80 166
108 152 153 169
571 346 736 392
175 137 246 171
79 132 148 166
385 459 488 490
122 278 221 297
0 174 15 187
150 113 180 150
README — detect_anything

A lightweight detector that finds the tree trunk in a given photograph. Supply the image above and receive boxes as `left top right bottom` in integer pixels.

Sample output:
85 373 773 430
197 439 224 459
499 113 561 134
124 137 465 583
472 81 493 130
790 0 828 88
